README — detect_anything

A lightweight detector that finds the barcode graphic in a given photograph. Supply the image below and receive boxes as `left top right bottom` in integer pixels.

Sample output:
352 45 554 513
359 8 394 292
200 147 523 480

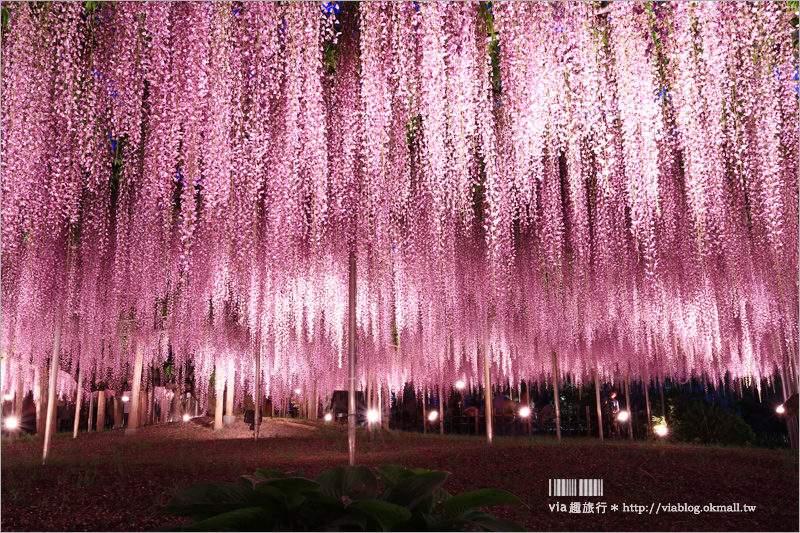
549 479 603 497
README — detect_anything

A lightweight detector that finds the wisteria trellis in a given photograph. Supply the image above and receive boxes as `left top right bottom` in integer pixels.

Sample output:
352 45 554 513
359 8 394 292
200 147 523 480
1 1 797 410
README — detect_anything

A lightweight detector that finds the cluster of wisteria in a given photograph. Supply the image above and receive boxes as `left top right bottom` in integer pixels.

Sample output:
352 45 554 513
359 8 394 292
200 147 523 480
1 2 797 409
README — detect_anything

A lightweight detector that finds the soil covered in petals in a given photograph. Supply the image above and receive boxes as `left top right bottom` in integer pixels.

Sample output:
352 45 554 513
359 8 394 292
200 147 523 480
2 418 797 532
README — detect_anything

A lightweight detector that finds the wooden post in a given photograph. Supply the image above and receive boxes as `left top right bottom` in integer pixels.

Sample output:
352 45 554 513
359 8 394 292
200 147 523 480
113 391 123 428
42 313 62 465
779 365 798 450
644 377 652 440
96 390 106 432
552 350 561 442
214 364 224 430
87 387 94 432
148 380 155 425
36 367 47 436
439 383 445 435
73 365 84 439
15 365 24 428
585 405 590 437
595 370 604 441
422 387 427 434
347 250 357 466
484 342 493 444
312 381 319 420
224 362 235 425
525 380 532 437
254 342 261 441
625 373 633 441
126 343 145 435
140 391 148 427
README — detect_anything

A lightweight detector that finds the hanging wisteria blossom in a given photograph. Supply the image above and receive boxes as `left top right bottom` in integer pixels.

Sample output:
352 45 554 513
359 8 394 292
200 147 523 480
1 1 797 407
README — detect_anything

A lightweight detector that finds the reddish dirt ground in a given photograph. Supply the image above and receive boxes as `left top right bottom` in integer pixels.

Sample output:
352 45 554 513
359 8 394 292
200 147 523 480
2 418 797 531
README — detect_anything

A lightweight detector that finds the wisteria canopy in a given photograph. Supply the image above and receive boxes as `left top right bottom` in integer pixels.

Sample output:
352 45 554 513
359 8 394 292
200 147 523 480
1 1 797 409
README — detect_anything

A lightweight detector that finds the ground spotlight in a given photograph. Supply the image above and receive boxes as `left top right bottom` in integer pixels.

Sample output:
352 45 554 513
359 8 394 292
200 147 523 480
3 393 13 401
654 424 668 437
182 414 190 422
324 412 333 422
428 410 438 422
4 416 19 430
455 381 465 390
776 404 785 414
294 388 301 395
617 410 630 422
122 395 130 402
367 410 380 423
519 406 531 418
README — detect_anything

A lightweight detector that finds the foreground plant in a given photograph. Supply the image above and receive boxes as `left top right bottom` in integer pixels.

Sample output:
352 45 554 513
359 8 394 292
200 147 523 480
158 464 525 531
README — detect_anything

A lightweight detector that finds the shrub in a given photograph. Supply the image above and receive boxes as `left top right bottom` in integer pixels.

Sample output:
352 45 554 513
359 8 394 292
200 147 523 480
158 464 525 531
670 399 756 445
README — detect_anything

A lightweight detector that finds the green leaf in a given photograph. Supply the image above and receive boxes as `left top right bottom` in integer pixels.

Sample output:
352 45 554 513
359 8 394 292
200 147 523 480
379 471 450 510
254 468 289 479
349 499 413 531
159 482 271 520
413 486 452 515
315 465 379 501
375 465 414 488
240 474 267 488
259 477 320 507
443 489 523 518
181 506 276 532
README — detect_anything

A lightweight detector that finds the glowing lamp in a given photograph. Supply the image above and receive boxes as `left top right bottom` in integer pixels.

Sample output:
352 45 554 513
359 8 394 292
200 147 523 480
455 381 465 390
367 410 380 423
776 405 785 414
428 410 438 422
519 406 531 418
122 395 130 402
294 388 301 394
3 393 13 401
182 414 190 422
324 413 333 422
654 424 668 437
617 410 630 422
4 416 19 430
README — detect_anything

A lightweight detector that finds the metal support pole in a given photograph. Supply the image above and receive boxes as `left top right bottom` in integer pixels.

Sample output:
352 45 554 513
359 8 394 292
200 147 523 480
87 383 94 433
484 341 493 445
625 373 633 441
126 343 145 435
348 250 357 466
42 312 62 465
595 370 604 441
644 376 652 440
439 383 444 435
254 341 261 441
73 364 84 439
552 349 561 442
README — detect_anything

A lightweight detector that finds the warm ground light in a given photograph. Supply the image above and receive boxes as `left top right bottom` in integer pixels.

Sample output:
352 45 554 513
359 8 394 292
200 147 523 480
2 419 797 532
